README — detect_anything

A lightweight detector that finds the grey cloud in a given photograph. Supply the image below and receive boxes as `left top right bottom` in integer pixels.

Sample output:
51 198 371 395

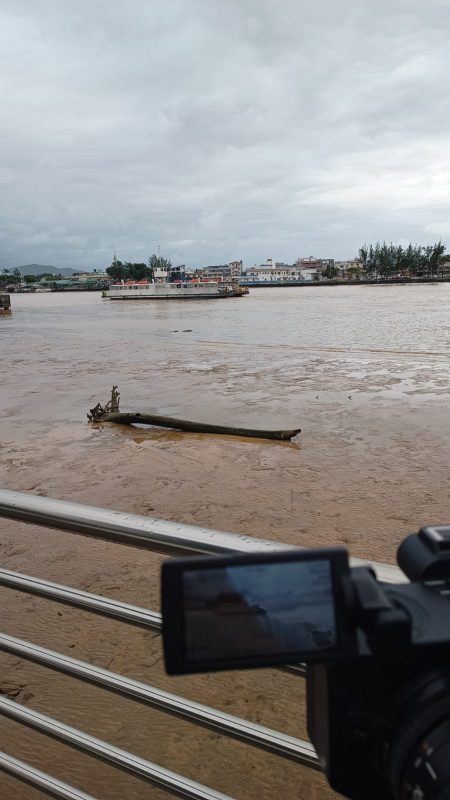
1 0 450 268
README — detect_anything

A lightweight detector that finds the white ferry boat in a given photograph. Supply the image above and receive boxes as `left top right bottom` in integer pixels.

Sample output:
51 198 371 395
103 279 224 300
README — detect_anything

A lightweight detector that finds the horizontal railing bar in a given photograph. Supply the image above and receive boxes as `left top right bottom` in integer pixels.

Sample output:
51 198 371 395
0 489 287 557
0 633 318 769
0 696 234 800
0 568 161 631
0 571 307 677
0 489 401 582
0 751 98 800
282 664 306 677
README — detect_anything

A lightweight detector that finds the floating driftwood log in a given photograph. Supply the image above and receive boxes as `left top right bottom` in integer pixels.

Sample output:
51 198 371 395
88 387 301 441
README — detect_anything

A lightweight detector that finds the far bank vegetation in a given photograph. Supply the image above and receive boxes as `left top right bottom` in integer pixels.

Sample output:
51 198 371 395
106 253 173 282
358 242 446 280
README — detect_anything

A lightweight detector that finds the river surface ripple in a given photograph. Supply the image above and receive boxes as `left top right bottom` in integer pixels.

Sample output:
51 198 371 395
1 285 450 799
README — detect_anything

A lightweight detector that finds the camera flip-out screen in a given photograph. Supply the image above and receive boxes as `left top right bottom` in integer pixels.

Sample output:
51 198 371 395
162 548 352 674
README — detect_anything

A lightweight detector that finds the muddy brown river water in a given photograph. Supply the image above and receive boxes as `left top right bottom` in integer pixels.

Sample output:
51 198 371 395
1 285 450 799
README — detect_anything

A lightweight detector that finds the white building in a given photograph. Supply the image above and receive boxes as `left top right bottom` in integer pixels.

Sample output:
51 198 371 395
71 270 110 283
229 260 243 279
241 258 304 283
194 261 243 282
293 257 325 281
334 260 360 279
197 265 230 282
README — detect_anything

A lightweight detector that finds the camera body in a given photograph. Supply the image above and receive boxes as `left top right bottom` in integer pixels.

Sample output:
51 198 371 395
308 600 450 798
162 525 450 800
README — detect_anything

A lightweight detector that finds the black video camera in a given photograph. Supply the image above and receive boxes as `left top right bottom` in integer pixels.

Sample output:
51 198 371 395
161 526 450 800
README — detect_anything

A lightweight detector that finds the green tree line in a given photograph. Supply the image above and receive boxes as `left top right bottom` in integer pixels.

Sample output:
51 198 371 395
106 254 172 282
358 242 447 279
0 269 64 286
0 268 22 286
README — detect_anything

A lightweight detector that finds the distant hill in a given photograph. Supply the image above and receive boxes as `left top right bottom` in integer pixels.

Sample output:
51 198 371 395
14 264 79 276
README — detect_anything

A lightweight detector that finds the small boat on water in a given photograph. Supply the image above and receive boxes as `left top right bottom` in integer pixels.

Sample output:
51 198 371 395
0 293 11 314
223 282 249 297
102 278 249 300
102 278 248 300
103 279 221 300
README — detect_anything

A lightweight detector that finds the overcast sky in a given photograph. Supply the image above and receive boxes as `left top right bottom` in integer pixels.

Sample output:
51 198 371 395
1 0 450 269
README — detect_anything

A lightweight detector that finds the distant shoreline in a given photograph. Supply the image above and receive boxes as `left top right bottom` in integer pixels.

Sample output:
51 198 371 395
242 277 450 288
6 277 450 294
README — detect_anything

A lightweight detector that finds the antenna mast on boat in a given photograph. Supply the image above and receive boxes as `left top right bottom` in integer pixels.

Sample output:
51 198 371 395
157 244 170 283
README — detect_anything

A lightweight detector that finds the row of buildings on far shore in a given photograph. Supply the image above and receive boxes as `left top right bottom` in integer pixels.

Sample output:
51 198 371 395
1 257 361 292
4 252 450 293
194 254 450 284
195 257 362 284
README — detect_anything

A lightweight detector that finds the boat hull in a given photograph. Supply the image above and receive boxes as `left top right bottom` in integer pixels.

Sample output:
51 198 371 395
103 283 223 300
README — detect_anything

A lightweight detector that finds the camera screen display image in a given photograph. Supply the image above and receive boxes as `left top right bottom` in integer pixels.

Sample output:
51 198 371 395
182 559 336 662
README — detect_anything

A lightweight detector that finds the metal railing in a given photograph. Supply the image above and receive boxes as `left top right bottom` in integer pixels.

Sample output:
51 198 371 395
0 488 403 799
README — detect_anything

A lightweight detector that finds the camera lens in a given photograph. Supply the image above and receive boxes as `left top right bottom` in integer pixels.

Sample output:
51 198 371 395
388 693 450 799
